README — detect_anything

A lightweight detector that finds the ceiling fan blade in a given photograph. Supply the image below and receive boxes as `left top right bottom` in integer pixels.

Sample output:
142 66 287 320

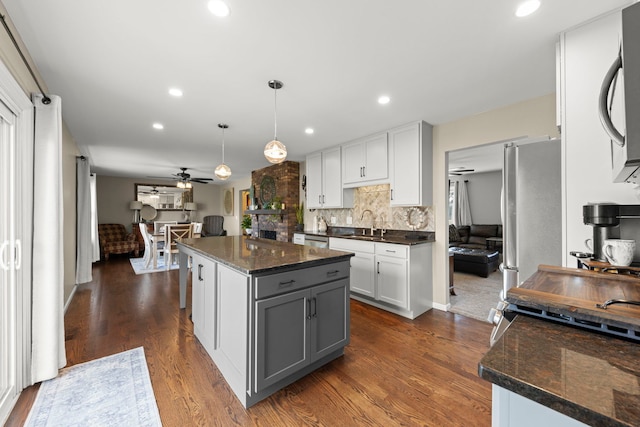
191 179 212 184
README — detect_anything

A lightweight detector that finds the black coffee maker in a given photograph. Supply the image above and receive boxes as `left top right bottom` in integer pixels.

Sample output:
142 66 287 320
583 203 640 261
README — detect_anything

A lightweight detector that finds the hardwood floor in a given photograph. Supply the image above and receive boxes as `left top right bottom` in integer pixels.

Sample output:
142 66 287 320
6 256 493 426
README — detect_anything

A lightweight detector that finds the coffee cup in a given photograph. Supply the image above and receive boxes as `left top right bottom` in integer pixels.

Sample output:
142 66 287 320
602 239 635 266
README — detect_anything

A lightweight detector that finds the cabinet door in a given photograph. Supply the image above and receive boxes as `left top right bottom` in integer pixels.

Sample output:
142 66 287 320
310 279 349 360
390 123 421 206
376 255 408 308
350 251 376 297
363 132 388 181
342 140 365 184
255 288 310 392
306 152 323 209
322 147 342 208
192 254 216 355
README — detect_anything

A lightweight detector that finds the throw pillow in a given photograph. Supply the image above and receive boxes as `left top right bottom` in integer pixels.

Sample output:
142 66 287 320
449 224 461 242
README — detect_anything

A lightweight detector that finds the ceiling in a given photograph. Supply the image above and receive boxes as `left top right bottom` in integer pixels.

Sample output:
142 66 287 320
2 0 633 184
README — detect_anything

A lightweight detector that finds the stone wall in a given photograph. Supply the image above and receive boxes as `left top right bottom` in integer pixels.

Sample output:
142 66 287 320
250 161 300 242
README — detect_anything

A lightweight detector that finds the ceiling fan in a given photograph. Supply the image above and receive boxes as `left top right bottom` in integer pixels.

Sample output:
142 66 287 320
148 167 214 184
448 167 475 176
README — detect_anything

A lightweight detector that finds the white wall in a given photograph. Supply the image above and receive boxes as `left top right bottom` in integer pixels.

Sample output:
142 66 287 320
450 171 502 225
561 9 638 261
218 175 252 236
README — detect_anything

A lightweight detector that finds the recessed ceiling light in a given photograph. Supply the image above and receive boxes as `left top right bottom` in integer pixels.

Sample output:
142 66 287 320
152 123 164 130
515 0 540 17
378 95 390 105
305 128 314 135
208 0 230 17
168 88 183 97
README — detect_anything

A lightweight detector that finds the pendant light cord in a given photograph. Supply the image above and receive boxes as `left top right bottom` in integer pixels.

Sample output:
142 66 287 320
221 126 225 163
0 14 51 104
273 85 278 140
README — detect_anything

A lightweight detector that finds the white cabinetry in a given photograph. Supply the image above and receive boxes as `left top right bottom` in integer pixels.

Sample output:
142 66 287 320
329 238 432 319
342 132 388 186
306 147 353 209
388 121 433 206
375 243 408 308
191 252 217 356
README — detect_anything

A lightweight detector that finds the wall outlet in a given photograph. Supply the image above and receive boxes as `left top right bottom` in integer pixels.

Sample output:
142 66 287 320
346 216 352 225
331 216 336 224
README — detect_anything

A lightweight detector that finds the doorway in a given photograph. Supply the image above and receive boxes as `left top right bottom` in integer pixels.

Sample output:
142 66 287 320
446 142 504 321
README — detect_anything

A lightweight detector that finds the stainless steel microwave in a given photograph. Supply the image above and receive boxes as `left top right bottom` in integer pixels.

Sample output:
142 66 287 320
600 2 640 184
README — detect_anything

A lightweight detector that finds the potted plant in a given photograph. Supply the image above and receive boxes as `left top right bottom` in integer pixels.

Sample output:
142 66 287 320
294 202 304 231
241 215 252 236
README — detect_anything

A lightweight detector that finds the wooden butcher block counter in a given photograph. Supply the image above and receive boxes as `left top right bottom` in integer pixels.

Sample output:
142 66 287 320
506 265 640 338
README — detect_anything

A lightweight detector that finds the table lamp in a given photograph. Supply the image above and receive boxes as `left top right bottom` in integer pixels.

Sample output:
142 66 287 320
130 201 143 223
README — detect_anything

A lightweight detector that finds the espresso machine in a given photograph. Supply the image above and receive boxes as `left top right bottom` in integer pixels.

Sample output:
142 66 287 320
583 203 640 262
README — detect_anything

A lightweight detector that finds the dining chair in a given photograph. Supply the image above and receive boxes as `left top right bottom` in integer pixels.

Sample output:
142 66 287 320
140 223 164 268
164 223 193 267
154 220 178 234
191 222 203 237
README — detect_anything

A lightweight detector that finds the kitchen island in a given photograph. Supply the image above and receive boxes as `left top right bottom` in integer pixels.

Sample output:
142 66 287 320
176 236 354 408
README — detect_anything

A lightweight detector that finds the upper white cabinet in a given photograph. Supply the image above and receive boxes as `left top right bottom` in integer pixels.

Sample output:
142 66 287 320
306 147 353 209
388 121 433 206
342 132 388 186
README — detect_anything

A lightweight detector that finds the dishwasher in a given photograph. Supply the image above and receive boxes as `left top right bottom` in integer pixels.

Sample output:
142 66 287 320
293 233 329 249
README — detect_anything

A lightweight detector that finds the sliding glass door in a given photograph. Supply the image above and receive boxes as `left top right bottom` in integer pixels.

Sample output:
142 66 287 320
0 61 34 424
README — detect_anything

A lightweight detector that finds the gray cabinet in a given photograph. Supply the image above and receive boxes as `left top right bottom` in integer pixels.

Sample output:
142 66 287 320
255 278 349 392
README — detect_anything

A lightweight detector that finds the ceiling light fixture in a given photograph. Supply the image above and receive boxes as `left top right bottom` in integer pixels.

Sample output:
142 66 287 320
305 128 314 135
515 0 540 17
152 123 164 130
168 88 183 97
378 95 390 105
208 0 230 17
264 79 287 164
215 123 232 180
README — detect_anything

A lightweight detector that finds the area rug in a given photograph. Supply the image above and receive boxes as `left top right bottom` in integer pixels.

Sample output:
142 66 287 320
25 347 161 427
129 256 178 274
449 269 503 323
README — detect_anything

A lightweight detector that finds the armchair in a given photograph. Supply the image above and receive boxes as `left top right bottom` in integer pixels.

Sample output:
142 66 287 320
98 224 139 260
201 215 227 236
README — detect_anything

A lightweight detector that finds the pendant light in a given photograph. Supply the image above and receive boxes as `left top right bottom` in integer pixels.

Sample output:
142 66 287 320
264 79 287 164
215 123 232 180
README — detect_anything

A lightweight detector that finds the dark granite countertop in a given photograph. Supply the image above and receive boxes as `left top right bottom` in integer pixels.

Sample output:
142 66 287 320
176 235 353 275
300 227 435 245
479 315 640 427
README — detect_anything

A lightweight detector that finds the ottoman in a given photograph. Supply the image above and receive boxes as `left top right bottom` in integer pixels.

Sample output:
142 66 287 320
449 247 500 278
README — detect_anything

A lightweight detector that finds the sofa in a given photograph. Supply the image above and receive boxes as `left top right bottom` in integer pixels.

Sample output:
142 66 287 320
449 224 501 277
449 224 502 251
98 223 139 260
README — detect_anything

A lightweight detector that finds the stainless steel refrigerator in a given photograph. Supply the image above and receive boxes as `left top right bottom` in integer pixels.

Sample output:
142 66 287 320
490 137 562 344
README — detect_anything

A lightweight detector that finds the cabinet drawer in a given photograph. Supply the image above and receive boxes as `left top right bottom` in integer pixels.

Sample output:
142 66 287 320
255 261 350 300
375 242 408 259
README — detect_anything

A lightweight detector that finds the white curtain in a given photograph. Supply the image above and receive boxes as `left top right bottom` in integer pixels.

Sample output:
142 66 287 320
456 180 473 226
31 94 67 382
75 157 95 284
90 173 100 262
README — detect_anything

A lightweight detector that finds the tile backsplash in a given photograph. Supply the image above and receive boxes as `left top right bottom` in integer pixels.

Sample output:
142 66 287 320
304 184 434 231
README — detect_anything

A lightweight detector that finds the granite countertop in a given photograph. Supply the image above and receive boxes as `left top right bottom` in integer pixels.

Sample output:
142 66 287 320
176 235 353 275
301 227 435 245
479 315 640 427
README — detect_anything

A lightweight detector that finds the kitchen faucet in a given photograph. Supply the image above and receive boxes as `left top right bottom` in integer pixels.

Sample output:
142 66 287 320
379 213 387 238
360 209 376 236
